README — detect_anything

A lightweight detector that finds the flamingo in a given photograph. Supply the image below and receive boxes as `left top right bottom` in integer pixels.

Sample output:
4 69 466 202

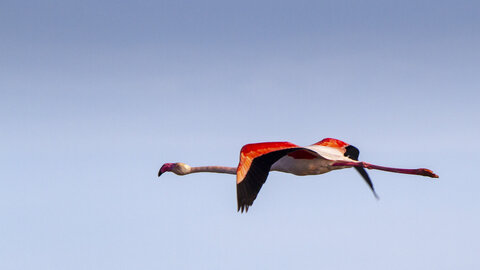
158 138 438 212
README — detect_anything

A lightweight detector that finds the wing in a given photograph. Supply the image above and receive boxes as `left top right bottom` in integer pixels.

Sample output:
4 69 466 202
236 142 303 212
344 145 379 199
312 139 379 198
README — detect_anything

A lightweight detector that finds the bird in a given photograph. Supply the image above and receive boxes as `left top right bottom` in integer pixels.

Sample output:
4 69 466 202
158 138 438 212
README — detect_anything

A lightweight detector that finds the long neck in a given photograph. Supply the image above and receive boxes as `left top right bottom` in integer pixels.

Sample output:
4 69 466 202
189 166 237 175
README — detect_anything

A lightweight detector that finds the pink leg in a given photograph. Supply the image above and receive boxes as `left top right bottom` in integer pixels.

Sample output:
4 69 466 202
332 161 439 178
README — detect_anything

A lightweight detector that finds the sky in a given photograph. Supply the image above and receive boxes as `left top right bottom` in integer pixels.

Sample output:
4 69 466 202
1 0 479 269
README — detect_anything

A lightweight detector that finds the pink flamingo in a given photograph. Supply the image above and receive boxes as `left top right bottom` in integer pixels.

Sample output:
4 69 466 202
158 138 438 212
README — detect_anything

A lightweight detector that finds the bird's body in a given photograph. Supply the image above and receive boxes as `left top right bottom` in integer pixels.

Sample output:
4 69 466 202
272 154 336 175
158 138 438 212
271 144 353 175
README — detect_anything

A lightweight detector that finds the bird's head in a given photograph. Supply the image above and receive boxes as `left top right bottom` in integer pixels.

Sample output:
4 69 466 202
158 162 191 176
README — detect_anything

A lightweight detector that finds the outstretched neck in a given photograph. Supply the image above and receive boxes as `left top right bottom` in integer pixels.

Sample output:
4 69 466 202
189 166 237 174
158 162 237 176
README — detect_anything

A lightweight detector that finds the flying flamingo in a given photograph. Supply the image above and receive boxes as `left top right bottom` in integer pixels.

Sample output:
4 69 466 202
158 138 438 212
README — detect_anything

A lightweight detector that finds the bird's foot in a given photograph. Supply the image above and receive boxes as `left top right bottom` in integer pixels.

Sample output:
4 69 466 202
417 168 439 178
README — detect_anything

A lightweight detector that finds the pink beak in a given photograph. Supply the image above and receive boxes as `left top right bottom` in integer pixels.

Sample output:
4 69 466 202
158 163 176 177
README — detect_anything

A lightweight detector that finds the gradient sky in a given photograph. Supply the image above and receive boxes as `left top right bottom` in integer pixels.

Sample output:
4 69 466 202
1 0 479 269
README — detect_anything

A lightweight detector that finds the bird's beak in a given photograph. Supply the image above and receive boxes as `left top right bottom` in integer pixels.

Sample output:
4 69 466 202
158 163 175 177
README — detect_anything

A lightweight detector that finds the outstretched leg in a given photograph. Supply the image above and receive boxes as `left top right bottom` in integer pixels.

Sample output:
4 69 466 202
332 161 439 178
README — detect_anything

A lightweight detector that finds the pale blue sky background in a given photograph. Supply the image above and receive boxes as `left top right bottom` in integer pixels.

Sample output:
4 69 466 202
1 0 479 269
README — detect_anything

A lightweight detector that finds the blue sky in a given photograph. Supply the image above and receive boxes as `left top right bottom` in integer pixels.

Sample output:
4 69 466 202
1 0 479 269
